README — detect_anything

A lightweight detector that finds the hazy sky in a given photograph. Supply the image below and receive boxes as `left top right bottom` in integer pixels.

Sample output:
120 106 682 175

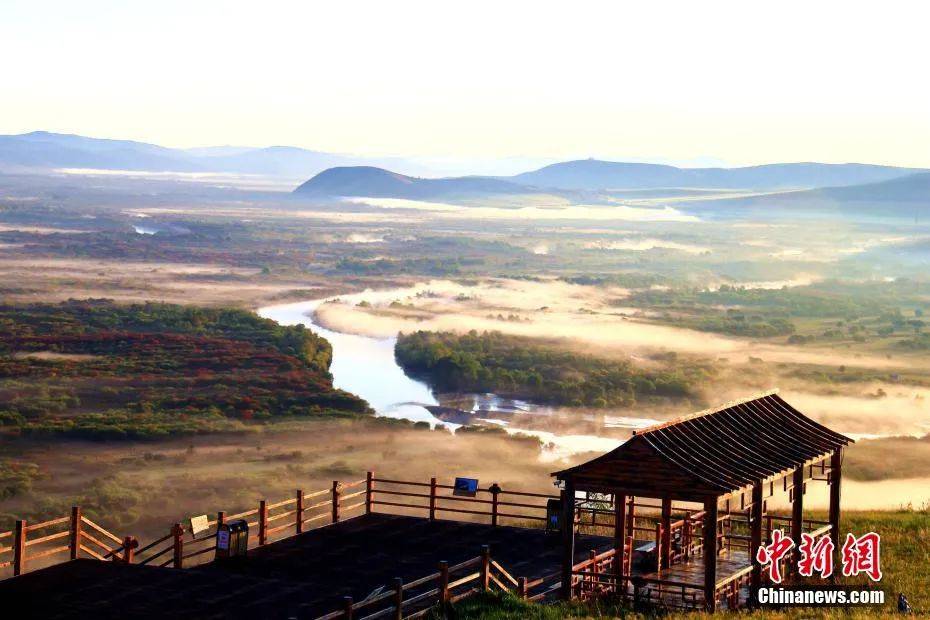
2 0 928 167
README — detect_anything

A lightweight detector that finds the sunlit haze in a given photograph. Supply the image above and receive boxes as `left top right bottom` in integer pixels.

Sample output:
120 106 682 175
2 0 929 167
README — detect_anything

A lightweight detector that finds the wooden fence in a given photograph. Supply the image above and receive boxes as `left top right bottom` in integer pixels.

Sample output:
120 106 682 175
313 545 562 620
368 475 556 526
0 506 132 577
135 476 369 568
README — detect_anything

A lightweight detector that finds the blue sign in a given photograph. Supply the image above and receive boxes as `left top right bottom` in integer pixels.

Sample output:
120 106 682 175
453 477 479 497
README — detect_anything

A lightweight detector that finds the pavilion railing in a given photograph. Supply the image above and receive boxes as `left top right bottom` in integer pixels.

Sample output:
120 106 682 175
569 539 633 600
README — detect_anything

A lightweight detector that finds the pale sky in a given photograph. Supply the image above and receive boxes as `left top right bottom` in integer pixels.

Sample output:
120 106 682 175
1 0 928 167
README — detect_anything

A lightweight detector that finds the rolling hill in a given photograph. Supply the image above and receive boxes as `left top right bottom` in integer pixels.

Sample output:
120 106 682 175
293 166 531 200
712 172 930 212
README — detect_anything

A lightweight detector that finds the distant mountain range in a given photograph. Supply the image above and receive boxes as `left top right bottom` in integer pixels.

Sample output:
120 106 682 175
510 159 924 191
0 131 421 179
294 160 928 201
3 132 927 202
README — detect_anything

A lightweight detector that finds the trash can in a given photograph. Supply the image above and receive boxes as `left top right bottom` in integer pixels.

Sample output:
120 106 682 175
546 498 562 534
216 519 249 560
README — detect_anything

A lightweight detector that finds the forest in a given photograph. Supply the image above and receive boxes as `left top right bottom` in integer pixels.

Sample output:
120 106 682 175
394 330 709 408
0 301 370 438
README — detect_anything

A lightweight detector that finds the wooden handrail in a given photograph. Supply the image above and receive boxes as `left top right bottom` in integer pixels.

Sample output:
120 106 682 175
266 497 297 511
135 532 172 557
23 529 70 547
25 516 70 532
81 516 123 545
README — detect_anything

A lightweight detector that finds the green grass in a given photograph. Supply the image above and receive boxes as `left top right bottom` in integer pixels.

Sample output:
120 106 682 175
437 511 928 618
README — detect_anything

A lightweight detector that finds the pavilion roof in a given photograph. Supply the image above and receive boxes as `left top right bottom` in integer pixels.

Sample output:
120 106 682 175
554 391 852 497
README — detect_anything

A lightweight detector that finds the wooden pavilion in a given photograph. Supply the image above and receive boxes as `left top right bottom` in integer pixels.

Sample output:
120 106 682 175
554 390 852 611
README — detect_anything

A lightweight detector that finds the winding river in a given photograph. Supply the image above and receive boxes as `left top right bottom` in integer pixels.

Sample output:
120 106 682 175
258 288 626 461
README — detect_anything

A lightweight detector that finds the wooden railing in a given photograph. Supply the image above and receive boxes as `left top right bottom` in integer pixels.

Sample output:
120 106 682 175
569 539 632 600
135 477 369 568
312 545 561 620
0 506 132 577
368 476 556 526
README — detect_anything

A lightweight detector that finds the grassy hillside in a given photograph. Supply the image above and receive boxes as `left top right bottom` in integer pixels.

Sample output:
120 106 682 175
0 300 370 438
437 510 928 618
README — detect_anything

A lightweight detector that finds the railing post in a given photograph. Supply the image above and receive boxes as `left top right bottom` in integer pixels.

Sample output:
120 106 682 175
654 523 663 571
365 471 374 515
429 477 437 521
69 506 81 560
296 489 304 534
589 549 597 595
122 536 136 564
489 483 501 527
259 499 268 545
13 519 26 576
332 481 341 523
217 510 226 528
518 576 528 599
480 545 491 591
392 577 403 620
682 512 694 561
342 595 354 620
438 560 450 604
172 523 184 568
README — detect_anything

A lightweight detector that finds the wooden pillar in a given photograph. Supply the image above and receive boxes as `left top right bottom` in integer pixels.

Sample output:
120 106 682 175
437 560 450 604
654 522 663 571
490 483 501 526
365 471 374 515
660 498 672 569
171 523 184 569
828 450 843 554
258 499 268 545
480 545 491 590
614 493 627 587
791 466 804 570
296 490 304 534
69 506 81 560
392 578 403 620
122 536 135 564
559 478 576 600
702 498 718 612
332 480 341 523
749 481 764 604
13 519 25 576
429 477 437 521
626 496 635 540
342 596 354 620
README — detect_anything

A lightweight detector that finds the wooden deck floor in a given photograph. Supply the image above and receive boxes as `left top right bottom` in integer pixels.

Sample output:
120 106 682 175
634 549 752 609
0 513 611 619
640 549 751 584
